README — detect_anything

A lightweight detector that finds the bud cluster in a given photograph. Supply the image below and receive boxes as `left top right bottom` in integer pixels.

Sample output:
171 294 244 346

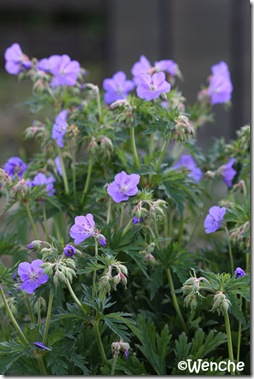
139 243 157 266
229 221 250 251
109 99 136 127
99 260 128 295
211 291 231 315
132 198 167 223
111 338 130 358
182 275 210 311
171 114 194 142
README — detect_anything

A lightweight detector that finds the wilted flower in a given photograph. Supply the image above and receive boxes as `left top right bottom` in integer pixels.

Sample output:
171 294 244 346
52 110 68 148
107 171 140 203
103 71 135 104
28 173 56 196
234 267 245 279
132 216 143 224
173 154 202 182
18 259 48 294
4 43 31 75
33 342 51 351
136 72 171 101
4 157 27 178
208 61 233 105
204 206 226 234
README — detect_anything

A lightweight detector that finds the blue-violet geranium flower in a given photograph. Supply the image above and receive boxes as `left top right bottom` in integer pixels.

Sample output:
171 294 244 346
204 206 226 234
29 173 56 196
52 110 68 148
4 157 27 178
4 43 31 75
173 154 202 182
208 61 233 105
136 72 171 101
18 259 48 294
107 171 140 203
103 71 135 104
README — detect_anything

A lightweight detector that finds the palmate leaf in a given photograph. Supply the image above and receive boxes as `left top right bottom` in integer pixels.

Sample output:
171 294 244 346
104 312 136 342
133 315 172 375
0 340 33 374
190 329 227 359
159 170 202 216
174 332 192 361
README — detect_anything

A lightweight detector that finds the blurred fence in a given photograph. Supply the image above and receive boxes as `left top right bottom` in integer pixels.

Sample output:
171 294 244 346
0 0 251 162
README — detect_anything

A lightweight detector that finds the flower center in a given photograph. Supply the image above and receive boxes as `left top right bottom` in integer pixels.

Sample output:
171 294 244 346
29 271 39 281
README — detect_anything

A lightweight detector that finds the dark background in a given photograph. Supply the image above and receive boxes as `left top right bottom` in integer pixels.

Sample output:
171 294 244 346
0 0 251 163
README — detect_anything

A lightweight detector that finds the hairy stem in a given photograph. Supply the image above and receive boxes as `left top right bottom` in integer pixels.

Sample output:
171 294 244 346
225 226 234 275
111 353 118 375
56 145 69 195
224 310 235 375
42 290 54 345
130 127 140 168
25 294 36 324
66 279 87 316
82 155 93 202
94 319 107 364
0 284 28 345
24 202 39 240
166 268 187 333
154 135 170 172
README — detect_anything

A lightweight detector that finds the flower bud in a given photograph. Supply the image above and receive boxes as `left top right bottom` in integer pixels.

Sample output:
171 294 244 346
96 234 107 247
12 178 28 195
63 245 76 257
27 240 42 252
184 293 198 310
88 137 99 155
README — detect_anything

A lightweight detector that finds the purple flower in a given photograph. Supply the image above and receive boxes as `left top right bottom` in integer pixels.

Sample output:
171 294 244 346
50 54 80 87
136 72 171 101
154 59 178 77
37 55 61 72
208 61 233 105
107 171 140 203
52 110 68 148
234 267 246 279
18 259 48 294
173 154 202 182
221 158 237 187
70 214 95 244
132 216 143 224
131 55 153 84
204 206 226 234
33 342 51 351
103 71 135 104
4 157 27 178
4 43 31 75
63 244 76 257
29 173 55 196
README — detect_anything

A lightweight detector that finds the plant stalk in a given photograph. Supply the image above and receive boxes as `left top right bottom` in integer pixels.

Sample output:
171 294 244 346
24 202 39 240
42 290 54 345
224 310 235 375
166 268 187 333
154 135 170 172
82 155 93 202
0 284 28 345
93 320 107 364
130 127 140 168
56 145 69 194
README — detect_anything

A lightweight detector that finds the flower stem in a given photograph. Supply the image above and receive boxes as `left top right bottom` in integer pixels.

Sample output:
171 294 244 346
42 202 49 242
92 240 98 299
121 218 133 238
236 296 242 363
93 319 107 364
111 353 118 375
56 144 69 195
25 294 36 324
42 290 54 345
225 227 234 275
24 202 39 240
224 310 235 375
96 86 102 122
0 284 28 345
154 135 170 172
65 279 87 316
82 155 93 202
107 197 112 224
35 355 47 375
165 268 187 333
130 127 140 168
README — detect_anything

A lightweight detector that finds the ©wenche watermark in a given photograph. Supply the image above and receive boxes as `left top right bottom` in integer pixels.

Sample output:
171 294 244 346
178 359 245 374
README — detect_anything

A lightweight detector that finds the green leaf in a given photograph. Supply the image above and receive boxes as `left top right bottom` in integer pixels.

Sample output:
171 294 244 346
134 315 172 375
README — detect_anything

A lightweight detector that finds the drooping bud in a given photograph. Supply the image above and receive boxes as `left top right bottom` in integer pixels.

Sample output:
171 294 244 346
63 244 76 257
27 240 42 252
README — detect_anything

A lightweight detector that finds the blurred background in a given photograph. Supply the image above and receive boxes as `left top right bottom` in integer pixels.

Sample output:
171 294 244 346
0 0 251 165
